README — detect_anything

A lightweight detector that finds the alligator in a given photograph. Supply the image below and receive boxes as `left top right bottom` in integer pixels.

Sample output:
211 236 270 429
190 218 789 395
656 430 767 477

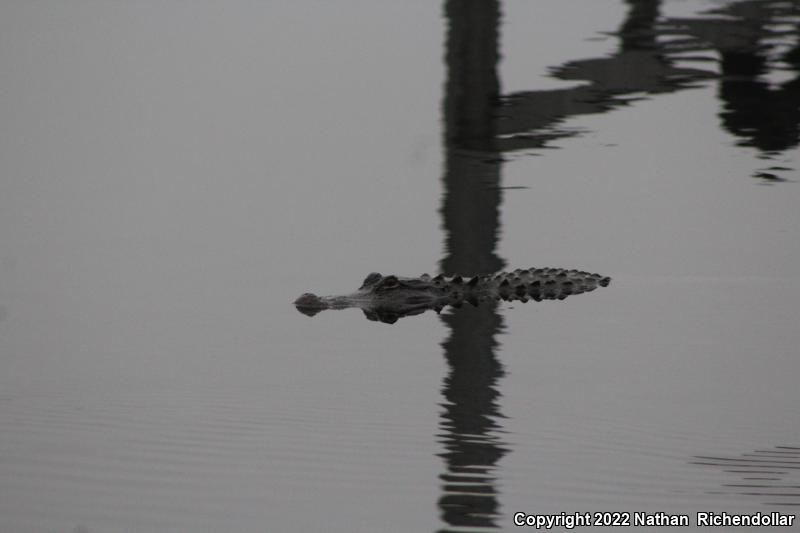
294 268 611 323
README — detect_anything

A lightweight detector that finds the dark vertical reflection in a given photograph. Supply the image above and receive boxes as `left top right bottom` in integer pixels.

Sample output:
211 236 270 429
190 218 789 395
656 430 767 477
436 2 676 529
437 308 506 532
618 0 660 51
657 0 800 181
438 1 506 531
492 0 800 181
441 0 504 275
715 5 800 165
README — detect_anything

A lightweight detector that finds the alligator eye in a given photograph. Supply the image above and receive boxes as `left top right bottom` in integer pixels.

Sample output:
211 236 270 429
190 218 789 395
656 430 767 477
381 276 399 289
360 272 383 289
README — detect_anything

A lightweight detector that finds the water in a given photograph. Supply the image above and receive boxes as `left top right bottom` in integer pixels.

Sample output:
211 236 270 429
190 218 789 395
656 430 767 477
1 1 799 531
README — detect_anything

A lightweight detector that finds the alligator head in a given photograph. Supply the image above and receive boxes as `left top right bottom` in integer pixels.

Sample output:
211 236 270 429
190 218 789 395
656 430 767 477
294 268 611 324
294 272 447 323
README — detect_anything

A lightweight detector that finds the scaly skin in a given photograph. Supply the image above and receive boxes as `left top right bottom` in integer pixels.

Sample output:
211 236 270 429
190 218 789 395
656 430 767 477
294 268 611 323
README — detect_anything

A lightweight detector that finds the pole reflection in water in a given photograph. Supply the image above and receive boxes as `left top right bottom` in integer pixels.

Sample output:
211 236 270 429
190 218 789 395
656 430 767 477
494 0 800 181
656 1 800 171
438 1 506 530
657 1 800 181
438 308 507 531
709 2 800 180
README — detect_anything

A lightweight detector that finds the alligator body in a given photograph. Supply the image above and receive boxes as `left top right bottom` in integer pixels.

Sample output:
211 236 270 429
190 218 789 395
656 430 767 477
294 268 611 323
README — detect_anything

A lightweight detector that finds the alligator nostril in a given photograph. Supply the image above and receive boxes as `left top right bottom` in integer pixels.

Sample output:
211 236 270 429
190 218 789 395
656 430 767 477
294 293 324 308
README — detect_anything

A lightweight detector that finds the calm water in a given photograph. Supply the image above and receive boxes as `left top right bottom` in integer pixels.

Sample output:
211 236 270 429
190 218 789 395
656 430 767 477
1 1 799 532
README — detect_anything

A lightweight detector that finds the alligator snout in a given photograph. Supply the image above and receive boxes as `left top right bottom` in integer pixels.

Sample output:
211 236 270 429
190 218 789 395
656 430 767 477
294 293 327 316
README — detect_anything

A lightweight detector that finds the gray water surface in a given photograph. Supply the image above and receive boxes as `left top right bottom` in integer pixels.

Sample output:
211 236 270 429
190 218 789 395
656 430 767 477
1 1 799 532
